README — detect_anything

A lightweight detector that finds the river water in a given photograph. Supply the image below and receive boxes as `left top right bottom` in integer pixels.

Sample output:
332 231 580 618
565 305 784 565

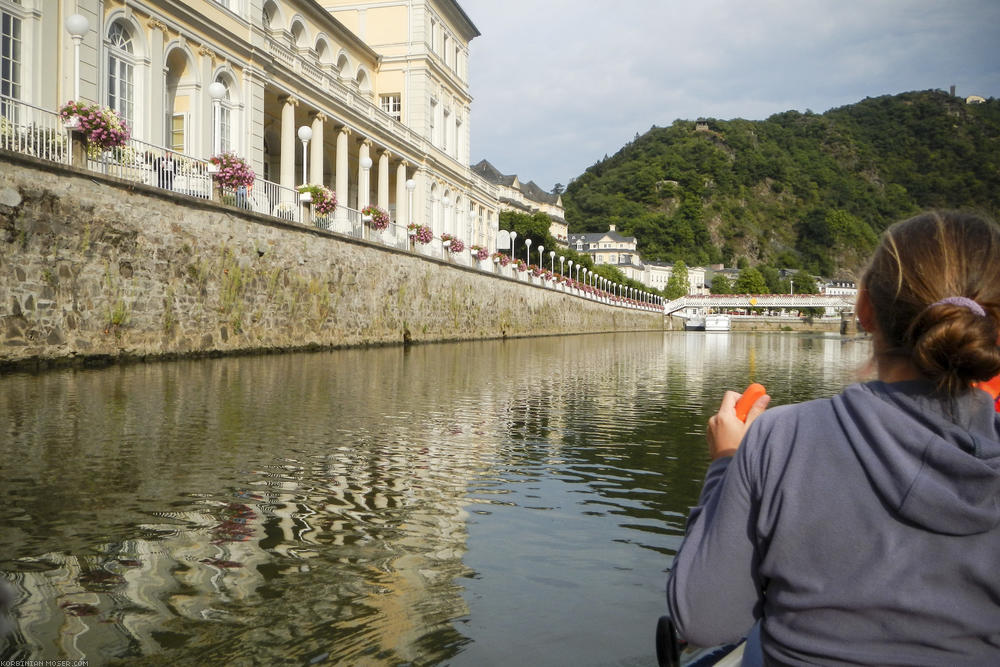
0 332 871 666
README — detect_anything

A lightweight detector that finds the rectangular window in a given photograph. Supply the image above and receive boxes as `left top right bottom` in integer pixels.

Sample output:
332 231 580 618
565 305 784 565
429 99 437 144
1 11 21 114
219 105 231 153
380 94 401 121
108 54 134 127
171 113 185 153
442 109 450 151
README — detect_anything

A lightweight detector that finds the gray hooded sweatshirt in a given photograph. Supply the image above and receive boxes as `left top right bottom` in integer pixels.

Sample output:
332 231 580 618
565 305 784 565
667 380 1000 665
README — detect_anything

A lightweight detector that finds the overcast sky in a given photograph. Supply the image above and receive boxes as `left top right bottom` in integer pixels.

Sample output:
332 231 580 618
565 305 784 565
458 0 1000 193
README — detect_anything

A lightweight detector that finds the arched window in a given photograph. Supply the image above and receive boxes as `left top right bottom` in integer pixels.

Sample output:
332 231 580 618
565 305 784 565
213 76 233 154
355 67 371 93
106 21 135 128
290 21 306 47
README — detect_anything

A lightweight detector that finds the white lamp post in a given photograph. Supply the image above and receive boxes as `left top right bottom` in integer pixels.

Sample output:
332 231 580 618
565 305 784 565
208 81 226 156
566 259 572 279
537 245 544 268
297 125 312 185
66 14 89 101
360 155 373 208
509 231 517 262
558 255 564 276
405 178 416 224
525 238 532 265
549 251 556 273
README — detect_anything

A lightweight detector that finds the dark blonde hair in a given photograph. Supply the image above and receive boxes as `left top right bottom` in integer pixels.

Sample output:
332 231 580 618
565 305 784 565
862 211 1000 395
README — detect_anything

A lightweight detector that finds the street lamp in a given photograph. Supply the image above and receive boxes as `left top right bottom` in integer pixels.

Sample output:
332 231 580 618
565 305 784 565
537 245 544 268
66 14 89 101
405 178 416 224
790 279 794 296
550 250 556 273
208 81 227 156
566 259 572 279
525 238 532 265
509 231 517 262
297 125 312 185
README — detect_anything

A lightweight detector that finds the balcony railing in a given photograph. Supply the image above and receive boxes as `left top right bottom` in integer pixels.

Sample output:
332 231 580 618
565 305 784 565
0 96 68 163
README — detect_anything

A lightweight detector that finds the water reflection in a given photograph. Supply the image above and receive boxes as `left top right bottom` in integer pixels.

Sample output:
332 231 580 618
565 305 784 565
0 332 871 664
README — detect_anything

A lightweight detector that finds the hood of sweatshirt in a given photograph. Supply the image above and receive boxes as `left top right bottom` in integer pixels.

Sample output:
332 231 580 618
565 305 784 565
831 380 1000 536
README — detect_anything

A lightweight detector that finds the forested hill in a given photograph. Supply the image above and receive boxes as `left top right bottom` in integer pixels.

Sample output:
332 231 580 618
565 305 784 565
562 90 1000 277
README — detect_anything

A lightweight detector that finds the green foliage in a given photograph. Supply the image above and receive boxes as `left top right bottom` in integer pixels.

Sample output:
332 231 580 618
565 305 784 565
709 274 732 294
734 267 768 294
664 260 689 299
563 90 1000 276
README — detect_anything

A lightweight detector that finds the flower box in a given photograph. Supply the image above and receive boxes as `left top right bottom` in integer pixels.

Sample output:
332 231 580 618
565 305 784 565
362 206 390 231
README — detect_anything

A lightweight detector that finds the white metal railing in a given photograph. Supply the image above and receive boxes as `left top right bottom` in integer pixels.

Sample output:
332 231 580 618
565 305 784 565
87 138 213 199
0 95 68 163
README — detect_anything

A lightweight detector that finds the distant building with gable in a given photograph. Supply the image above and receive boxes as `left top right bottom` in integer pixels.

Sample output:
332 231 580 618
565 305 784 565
568 224 706 294
472 160 567 244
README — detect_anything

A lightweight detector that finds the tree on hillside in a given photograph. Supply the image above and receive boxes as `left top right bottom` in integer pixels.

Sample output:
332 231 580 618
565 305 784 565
665 261 689 299
734 267 768 294
710 274 732 294
552 183 564 195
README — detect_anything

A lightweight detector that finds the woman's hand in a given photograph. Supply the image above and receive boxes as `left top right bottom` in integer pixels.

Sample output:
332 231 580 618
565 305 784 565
706 389 770 460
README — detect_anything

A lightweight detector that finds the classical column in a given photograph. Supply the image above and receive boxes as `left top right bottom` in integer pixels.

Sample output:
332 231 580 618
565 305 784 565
412 167 426 226
244 68 267 177
335 126 350 222
395 160 408 223
310 113 325 184
357 140 372 210
146 20 167 146
377 150 390 211
199 46 218 156
279 96 298 195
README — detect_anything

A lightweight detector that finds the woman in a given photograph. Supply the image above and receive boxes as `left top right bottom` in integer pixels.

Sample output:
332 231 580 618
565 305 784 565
666 211 1000 665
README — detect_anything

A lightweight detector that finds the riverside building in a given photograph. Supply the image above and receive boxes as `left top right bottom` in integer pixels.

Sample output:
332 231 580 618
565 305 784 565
11 0 499 247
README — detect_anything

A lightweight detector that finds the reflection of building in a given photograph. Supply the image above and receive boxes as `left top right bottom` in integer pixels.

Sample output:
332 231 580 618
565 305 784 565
472 159 567 244
14 0 499 246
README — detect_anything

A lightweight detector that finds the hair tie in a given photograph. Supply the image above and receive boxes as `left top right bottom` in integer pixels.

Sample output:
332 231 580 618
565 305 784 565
930 296 986 318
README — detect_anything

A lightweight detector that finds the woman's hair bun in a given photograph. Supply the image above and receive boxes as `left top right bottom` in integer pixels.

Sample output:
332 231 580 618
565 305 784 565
908 300 1000 395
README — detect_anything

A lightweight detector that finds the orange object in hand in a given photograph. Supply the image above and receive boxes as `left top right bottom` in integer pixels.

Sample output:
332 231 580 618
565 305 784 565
974 374 1000 412
735 383 767 422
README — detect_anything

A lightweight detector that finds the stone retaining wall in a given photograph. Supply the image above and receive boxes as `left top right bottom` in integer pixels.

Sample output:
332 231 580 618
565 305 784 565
0 152 662 370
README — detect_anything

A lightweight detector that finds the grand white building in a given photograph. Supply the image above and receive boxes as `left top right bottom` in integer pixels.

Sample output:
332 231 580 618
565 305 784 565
5 0 500 247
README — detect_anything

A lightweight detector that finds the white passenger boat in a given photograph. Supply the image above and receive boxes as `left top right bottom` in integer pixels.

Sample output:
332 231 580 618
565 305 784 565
705 314 731 332
685 316 706 331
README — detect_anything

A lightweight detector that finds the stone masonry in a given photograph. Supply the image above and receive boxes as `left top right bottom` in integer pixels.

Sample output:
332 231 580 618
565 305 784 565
0 152 662 369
